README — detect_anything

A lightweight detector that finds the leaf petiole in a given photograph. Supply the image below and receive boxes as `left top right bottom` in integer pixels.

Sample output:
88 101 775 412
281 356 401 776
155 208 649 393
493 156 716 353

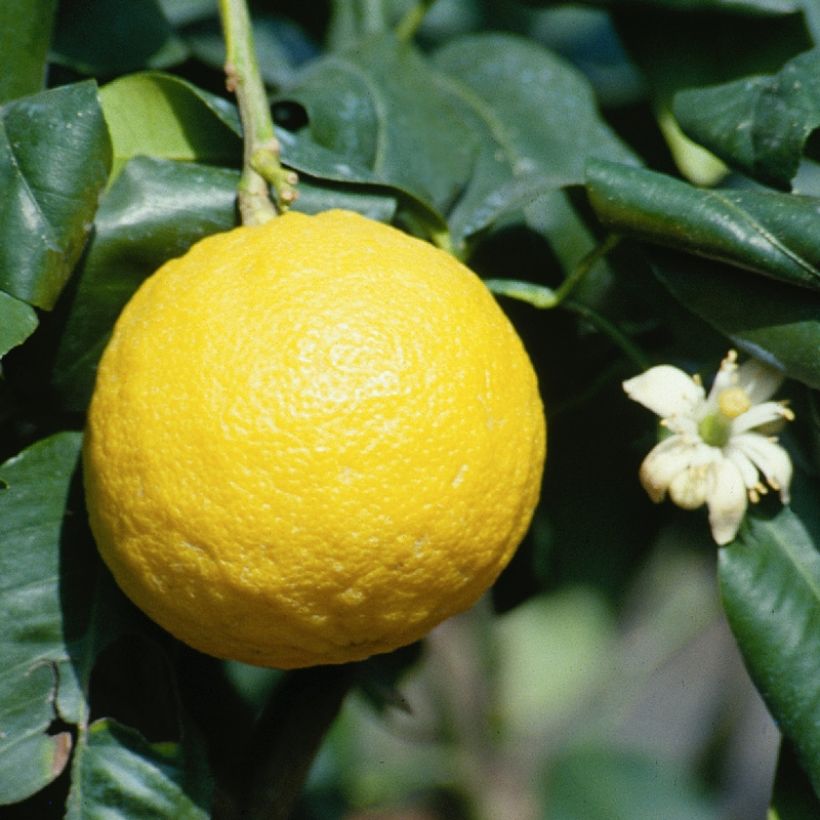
485 233 622 309
485 234 649 370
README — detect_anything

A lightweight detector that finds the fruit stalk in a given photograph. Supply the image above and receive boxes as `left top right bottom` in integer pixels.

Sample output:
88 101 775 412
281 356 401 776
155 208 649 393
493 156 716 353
242 666 357 819
218 0 297 223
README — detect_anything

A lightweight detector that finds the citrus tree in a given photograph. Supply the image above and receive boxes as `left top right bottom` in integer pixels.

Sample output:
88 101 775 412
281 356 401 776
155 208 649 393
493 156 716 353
1 1 819 818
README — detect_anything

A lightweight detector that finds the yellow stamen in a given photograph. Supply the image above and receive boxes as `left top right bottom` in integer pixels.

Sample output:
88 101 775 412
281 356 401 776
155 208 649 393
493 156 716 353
718 386 751 419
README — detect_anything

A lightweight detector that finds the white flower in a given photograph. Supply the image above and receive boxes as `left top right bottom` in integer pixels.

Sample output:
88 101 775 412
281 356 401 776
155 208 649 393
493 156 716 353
623 350 794 546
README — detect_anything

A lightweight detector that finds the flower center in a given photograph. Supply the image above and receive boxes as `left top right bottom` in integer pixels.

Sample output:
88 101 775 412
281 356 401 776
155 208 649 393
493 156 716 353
717 386 751 419
698 387 752 447
698 413 731 447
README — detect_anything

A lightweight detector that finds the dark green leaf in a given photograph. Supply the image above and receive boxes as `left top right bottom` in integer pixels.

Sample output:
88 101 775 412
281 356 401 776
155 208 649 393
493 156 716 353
432 32 637 249
280 35 476 219
99 72 242 179
0 81 111 310
771 738 820 819
675 48 820 188
546 746 718 820
52 0 188 75
613 8 809 182
432 33 637 178
66 719 211 819
0 434 81 803
292 179 396 222
0 0 57 104
456 174 579 244
648 249 820 389
0 293 38 359
719 505 820 795
521 7 643 109
277 127 433 231
276 126 383 186
52 158 239 413
281 33 634 250
587 160 820 291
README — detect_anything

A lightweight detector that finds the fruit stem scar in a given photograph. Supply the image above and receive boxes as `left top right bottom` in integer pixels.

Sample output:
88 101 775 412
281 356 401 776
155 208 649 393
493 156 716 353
218 0 299 223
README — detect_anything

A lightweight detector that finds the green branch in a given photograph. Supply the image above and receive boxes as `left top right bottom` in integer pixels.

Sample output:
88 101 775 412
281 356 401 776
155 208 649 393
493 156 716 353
219 0 297 224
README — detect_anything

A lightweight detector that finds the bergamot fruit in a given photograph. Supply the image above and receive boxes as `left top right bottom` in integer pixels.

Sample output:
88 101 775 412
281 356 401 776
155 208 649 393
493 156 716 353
83 209 546 669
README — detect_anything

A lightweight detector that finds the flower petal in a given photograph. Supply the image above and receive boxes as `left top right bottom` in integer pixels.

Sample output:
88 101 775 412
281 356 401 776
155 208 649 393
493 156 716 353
724 445 761 491
705 350 739 407
706 459 748 546
639 436 714 503
731 401 792 434
732 433 793 503
664 414 699 436
623 365 704 419
737 358 784 404
669 467 709 510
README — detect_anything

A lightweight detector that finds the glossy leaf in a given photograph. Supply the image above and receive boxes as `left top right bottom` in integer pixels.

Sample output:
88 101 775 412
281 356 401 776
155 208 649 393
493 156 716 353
587 160 820 292
0 81 111 310
0 293 38 359
719 505 820 795
455 173 579 244
432 32 637 249
52 158 239 412
675 48 820 188
647 249 820 389
432 33 636 179
547 746 719 820
100 72 242 179
0 0 57 104
281 33 634 250
277 125 387 187
66 719 211 819
0 434 81 803
282 35 476 220
613 8 809 183
276 124 399 218
291 179 396 222
52 0 187 75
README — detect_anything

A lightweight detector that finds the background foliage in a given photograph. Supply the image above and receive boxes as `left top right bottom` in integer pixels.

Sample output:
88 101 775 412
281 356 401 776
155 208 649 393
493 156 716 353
1 0 818 817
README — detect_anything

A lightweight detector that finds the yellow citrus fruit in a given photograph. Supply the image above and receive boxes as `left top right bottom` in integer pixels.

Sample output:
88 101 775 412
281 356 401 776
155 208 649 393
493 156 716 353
83 209 546 669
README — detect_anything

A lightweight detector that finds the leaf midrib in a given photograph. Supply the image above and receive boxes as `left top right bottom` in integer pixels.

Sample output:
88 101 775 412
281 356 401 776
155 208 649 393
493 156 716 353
707 188 820 284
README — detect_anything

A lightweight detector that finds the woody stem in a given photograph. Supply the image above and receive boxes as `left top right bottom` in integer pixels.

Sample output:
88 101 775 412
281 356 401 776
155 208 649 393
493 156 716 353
218 0 298 224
